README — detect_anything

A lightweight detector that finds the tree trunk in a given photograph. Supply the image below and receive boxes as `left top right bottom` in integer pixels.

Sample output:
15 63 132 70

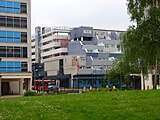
143 75 145 90
154 60 158 89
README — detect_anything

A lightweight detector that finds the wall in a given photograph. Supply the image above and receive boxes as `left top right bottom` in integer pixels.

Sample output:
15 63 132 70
10 81 19 94
71 26 93 39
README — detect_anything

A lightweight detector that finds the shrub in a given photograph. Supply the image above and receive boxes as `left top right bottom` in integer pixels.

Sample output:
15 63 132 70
24 90 36 96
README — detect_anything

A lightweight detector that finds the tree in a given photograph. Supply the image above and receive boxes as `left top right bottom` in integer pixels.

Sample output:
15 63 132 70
122 0 160 89
108 56 140 89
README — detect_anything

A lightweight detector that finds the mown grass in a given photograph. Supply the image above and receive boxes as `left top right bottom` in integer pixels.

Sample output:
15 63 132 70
1 90 160 120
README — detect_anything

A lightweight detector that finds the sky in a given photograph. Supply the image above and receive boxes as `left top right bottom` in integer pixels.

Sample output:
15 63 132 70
31 0 132 34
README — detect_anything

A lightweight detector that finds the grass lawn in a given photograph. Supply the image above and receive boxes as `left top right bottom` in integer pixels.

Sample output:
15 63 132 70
1 90 160 120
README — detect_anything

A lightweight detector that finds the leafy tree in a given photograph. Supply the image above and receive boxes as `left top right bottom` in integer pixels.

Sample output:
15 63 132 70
108 56 140 88
122 0 160 89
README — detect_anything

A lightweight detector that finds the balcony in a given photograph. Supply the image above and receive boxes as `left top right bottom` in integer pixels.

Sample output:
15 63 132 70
41 42 61 50
41 48 68 57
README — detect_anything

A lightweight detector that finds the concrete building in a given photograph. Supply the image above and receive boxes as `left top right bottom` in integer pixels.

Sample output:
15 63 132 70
31 26 71 86
0 0 32 96
68 26 123 88
31 26 124 88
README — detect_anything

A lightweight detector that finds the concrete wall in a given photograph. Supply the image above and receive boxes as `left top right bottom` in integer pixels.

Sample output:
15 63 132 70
10 81 19 94
44 56 81 77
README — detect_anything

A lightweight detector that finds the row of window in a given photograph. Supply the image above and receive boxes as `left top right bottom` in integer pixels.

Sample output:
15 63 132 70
0 61 27 72
0 46 27 58
0 30 27 43
0 15 27 28
0 1 27 13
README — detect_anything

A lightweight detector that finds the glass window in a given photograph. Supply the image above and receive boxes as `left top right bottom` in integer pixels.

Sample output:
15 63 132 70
0 1 5 6
22 47 27 58
0 68 6 72
21 32 27 43
0 16 6 26
6 1 13 13
14 17 20 28
14 62 21 67
0 46 6 57
21 3 27 13
7 62 14 67
14 2 20 9
0 31 6 37
14 47 21 57
7 31 13 37
21 17 27 28
7 31 14 42
0 1 5 12
21 62 27 72
0 61 21 73
14 32 20 42
7 46 14 57
0 1 21 13
0 62 6 67
6 1 13 8
7 16 13 27
0 31 6 42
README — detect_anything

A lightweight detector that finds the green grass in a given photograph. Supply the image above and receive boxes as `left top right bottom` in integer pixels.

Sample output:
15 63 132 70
1 90 160 120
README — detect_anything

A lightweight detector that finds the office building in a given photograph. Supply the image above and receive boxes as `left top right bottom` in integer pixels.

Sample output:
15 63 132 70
0 0 32 96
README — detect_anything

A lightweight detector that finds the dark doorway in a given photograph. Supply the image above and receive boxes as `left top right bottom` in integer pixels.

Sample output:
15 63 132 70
2 82 11 95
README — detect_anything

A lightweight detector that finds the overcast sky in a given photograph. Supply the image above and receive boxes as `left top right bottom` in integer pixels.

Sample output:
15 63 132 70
31 0 131 34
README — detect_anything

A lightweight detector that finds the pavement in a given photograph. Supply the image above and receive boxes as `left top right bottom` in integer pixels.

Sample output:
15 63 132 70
0 95 23 98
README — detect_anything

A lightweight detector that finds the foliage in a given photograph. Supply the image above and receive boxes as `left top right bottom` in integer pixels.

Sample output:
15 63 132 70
122 0 160 88
1 91 160 120
108 57 140 82
24 90 36 96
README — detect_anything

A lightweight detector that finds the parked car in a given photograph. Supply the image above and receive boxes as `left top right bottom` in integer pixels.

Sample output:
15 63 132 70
46 85 59 94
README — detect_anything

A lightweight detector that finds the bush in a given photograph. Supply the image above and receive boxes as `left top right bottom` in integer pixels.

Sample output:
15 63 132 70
24 90 36 96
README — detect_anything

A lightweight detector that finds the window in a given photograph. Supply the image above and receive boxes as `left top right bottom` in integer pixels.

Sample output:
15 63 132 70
7 16 13 27
0 31 21 43
21 32 27 43
0 46 6 57
21 3 27 13
21 17 27 28
14 17 20 27
83 30 92 34
0 16 6 26
14 32 21 42
0 1 21 13
22 47 27 58
0 46 27 58
14 47 21 57
7 46 14 57
0 61 22 73
0 15 27 28
21 62 27 72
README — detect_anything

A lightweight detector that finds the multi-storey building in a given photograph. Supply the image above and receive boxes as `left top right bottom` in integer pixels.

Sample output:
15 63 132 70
68 26 123 88
0 0 32 96
31 26 124 88
31 26 71 85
